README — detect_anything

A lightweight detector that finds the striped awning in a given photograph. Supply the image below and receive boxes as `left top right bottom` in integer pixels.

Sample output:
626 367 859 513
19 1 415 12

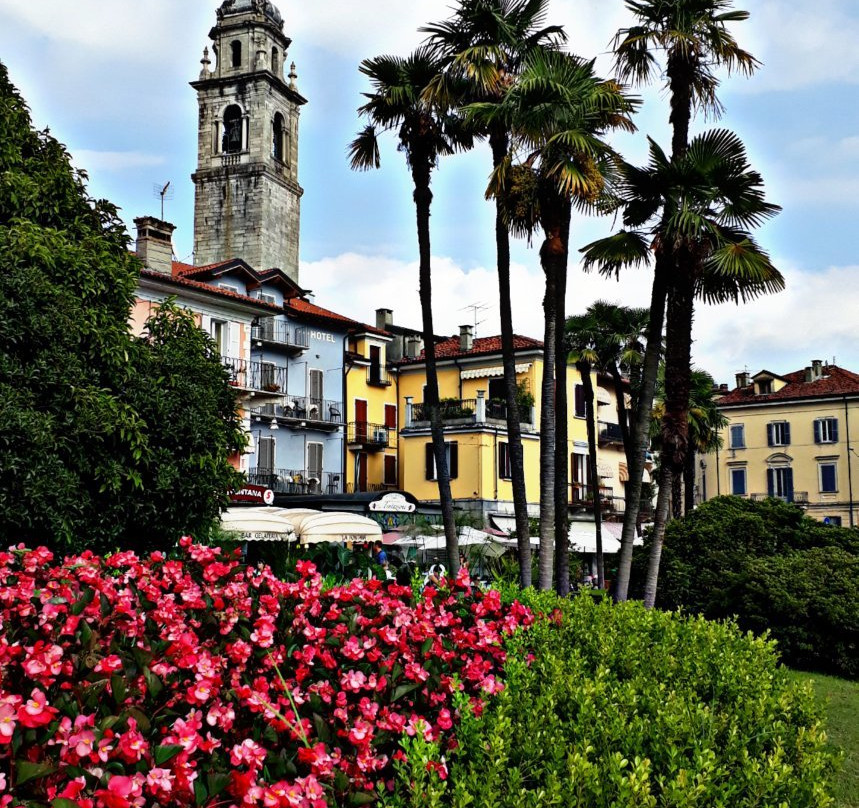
619 462 629 482
460 363 532 380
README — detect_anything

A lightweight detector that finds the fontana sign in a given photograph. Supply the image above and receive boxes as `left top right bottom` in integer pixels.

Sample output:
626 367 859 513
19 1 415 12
369 493 416 513
229 484 275 506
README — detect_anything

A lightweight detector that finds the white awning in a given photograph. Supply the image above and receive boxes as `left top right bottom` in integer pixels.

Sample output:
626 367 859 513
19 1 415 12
596 387 612 406
490 514 516 534
291 511 382 544
568 521 642 554
220 507 297 542
460 363 532 380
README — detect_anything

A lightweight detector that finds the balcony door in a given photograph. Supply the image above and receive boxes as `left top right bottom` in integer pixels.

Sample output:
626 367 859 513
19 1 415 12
258 436 275 473
767 465 794 502
369 345 382 384
355 399 368 442
357 453 368 493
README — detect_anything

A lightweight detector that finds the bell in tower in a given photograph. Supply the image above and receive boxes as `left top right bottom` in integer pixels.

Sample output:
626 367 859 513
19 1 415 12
191 0 306 281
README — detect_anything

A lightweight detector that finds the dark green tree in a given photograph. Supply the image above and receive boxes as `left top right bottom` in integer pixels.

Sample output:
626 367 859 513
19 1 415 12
0 65 249 554
121 301 247 553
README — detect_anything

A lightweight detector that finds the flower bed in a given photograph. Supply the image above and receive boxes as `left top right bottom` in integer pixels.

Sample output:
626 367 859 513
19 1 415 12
0 539 532 807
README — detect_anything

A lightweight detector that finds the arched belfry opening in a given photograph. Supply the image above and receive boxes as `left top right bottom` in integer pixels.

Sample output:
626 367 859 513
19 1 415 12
271 46 279 76
272 112 285 161
230 40 242 68
222 105 243 153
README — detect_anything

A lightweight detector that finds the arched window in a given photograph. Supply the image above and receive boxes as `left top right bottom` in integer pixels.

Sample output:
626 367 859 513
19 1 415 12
230 40 242 68
223 105 243 153
271 47 279 76
272 112 285 161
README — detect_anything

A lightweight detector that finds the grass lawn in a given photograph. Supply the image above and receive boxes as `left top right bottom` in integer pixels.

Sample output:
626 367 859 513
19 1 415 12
791 670 859 808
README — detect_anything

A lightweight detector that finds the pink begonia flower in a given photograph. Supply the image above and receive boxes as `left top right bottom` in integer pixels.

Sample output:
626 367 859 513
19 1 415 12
93 654 123 674
145 767 174 793
0 703 16 744
17 688 57 728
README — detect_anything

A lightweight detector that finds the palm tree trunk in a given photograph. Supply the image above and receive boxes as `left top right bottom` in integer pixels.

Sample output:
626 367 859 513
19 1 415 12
667 52 693 160
614 251 669 601
645 255 695 605
610 363 633 469
671 471 683 519
643 461 672 608
553 227 571 596
579 361 604 588
412 160 459 575
491 130 532 588
684 449 696 515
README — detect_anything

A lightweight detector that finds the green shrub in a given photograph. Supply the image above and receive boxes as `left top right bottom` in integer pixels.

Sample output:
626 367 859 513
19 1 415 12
387 591 839 808
641 496 859 677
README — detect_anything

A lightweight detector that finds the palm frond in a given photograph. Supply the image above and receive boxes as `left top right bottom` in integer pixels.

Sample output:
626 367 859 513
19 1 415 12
348 125 381 171
580 229 652 278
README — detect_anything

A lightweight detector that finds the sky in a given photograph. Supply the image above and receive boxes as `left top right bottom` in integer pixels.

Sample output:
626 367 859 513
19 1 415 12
1 0 857 385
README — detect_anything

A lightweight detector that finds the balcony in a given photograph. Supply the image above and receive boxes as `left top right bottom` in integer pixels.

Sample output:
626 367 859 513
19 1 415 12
345 482 398 494
247 468 342 495
223 357 287 399
347 422 394 450
252 319 309 353
598 421 624 446
751 491 809 504
485 398 535 425
570 483 617 511
251 397 344 432
412 398 477 423
367 365 393 387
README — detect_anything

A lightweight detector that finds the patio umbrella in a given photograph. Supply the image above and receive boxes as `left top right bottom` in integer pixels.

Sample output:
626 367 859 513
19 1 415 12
219 507 297 542
290 511 382 544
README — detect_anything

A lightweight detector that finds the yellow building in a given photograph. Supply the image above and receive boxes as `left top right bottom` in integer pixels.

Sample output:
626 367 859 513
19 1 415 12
698 361 859 527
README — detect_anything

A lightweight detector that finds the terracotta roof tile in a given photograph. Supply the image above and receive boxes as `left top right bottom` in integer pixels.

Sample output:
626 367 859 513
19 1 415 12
401 334 544 364
285 299 389 336
139 268 281 312
718 365 859 406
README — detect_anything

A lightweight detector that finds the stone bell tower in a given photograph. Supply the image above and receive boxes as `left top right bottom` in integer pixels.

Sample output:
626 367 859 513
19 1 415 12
191 0 306 281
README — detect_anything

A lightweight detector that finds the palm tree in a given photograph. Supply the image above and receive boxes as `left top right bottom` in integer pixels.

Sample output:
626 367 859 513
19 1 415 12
422 0 566 589
584 130 782 607
683 369 728 515
349 49 474 575
604 0 759 601
565 308 607 589
467 49 637 590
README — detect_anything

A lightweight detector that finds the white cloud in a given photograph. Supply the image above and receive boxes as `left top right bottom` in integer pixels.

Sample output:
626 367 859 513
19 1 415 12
71 150 166 172
302 252 859 385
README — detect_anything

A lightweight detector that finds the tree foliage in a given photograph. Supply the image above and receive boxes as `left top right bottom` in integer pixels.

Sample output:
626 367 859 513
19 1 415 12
0 64 245 554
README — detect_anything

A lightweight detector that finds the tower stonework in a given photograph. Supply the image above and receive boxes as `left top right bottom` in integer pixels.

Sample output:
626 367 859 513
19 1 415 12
192 0 305 281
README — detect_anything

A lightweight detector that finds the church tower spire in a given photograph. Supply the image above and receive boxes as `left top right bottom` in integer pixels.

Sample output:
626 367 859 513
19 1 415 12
191 0 306 280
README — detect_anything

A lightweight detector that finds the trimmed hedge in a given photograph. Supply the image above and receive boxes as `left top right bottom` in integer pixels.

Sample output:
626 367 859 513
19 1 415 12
382 590 839 808
639 496 859 678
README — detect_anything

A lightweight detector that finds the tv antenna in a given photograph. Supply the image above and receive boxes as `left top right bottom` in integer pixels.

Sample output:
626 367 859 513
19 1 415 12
152 181 174 220
459 301 491 336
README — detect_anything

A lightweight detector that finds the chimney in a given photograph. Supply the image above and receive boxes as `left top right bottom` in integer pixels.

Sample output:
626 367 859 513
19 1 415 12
376 308 393 331
405 336 422 359
812 359 823 380
735 371 750 389
459 324 474 352
804 366 814 383
134 216 176 276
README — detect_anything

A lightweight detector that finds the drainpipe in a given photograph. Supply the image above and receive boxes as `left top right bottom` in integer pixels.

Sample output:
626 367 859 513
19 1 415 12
453 357 463 400
845 396 855 528
342 332 351 495
715 441 721 496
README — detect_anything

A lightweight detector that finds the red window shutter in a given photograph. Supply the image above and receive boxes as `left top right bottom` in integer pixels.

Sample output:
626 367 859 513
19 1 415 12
385 404 397 429
384 455 397 486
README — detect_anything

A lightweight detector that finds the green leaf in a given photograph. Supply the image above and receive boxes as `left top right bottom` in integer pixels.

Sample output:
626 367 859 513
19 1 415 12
143 666 163 697
154 744 184 766
392 682 421 702
15 760 56 785
53 800 82 808
194 779 208 805
111 674 127 704
70 587 95 616
206 772 231 798
350 792 377 805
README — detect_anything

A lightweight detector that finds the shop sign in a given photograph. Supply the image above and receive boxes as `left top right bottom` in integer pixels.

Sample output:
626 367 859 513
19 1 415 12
369 493 416 513
230 484 275 505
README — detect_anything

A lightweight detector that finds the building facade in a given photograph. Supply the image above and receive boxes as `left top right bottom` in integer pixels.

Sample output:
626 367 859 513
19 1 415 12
698 361 859 527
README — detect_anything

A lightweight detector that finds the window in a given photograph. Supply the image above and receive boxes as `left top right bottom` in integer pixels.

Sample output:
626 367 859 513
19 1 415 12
307 443 323 482
729 424 745 449
766 466 794 501
209 319 228 356
814 417 839 444
222 105 243 153
260 362 276 390
824 516 843 527
260 292 277 305
218 282 239 294
384 404 397 430
271 46 279 76
425 441 458 480
757 379 773 395
574 384 586 418
488 378 505 401
767 421 791 447
819 462 838 494
499 442 512 479
730 468 747 496
384 455 397 487
272 112 286 161
257 436 275 471
571 453 590 501
230 40 242 68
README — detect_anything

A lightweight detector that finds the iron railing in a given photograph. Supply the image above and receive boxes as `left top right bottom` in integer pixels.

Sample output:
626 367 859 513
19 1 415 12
247 468 342 495
251 397 343 425
367 366 393 387
223 357 288 393
344 482 398 494
485 399 533 424
598 421 624 444
347 422 394 448
252 319 309 350
412 399 477 422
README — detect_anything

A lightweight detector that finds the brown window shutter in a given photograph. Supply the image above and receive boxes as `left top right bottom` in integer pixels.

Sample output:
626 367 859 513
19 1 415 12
425 443 435 480
449 441 459 479
384 455 397 486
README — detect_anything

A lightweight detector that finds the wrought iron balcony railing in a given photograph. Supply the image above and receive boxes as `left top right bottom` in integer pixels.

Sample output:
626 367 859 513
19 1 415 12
252 319 309 351
223 357 287 394
251 397 343 426
598 421 624 445
246 468 342 495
